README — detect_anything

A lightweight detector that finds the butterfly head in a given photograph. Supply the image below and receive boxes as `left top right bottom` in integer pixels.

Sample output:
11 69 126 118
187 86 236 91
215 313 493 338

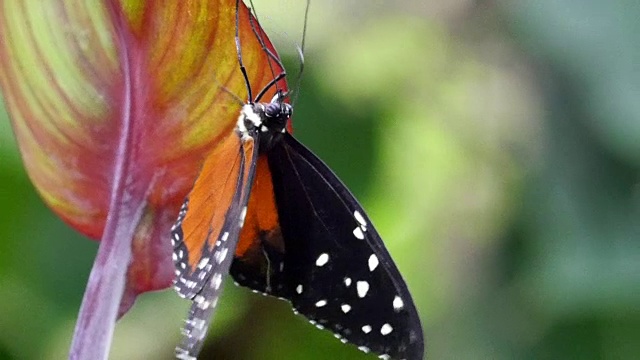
262 90 292 133
237 90 291 151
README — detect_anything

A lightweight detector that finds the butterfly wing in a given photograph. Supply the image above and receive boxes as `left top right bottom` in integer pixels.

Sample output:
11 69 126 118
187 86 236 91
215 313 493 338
231 154 289 296
172 130 259 358
231 133 424 360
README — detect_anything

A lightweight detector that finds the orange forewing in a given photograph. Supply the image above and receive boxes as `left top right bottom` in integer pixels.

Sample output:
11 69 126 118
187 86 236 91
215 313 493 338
181 127 243 271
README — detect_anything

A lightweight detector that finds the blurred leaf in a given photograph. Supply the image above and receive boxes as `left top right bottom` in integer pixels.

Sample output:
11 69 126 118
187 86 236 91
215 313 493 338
505 0 640 164
502 0 640 315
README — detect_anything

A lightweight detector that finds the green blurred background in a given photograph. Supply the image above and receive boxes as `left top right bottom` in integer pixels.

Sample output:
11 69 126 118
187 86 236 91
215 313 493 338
1 0 639 359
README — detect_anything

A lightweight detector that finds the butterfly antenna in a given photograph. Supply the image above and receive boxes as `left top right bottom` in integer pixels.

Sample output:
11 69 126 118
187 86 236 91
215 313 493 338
217 82 245 106
247 0 288 102
248 0 282 73
255 72 287 103
235 0 253 103
292 0 310 106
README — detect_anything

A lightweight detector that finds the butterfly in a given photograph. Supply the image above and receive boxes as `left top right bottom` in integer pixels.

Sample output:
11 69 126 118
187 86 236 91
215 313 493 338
171 1 424 359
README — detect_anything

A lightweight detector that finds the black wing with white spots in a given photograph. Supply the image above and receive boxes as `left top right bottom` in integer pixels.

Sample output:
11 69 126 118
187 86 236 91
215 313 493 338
233 133 424 360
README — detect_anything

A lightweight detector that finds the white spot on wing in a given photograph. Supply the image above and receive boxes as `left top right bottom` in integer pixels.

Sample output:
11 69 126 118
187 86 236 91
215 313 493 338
197 300 211 310
344 277 352 287
393 295 404 311
354 210 366 226
362 325 372 333
215 247 228 264
296 285 303 294
356 281 370 298
212 273 223 290
380 323 393 335
197 257 209 269
341 304 351 313
315 300 327 307
315 253 329 267
194 295 211 310
353 227 365 240
191 318 206 330
368 254 379 271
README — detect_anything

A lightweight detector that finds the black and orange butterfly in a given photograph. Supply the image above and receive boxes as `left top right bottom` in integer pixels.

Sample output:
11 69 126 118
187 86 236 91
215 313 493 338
171 1 424 359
